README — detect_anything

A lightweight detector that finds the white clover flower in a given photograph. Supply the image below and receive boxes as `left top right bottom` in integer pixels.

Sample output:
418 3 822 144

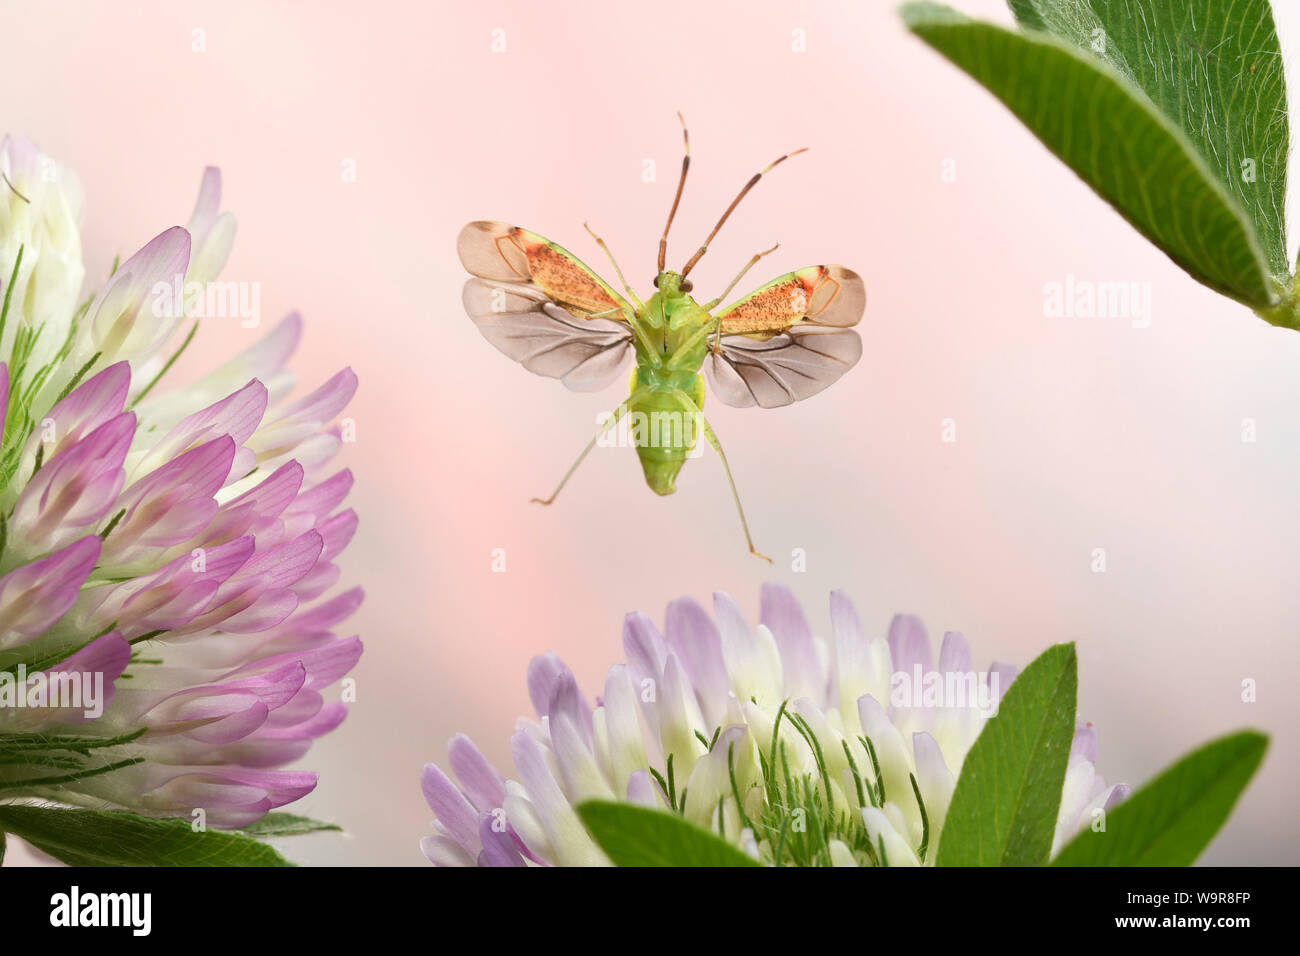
422 584 1126 866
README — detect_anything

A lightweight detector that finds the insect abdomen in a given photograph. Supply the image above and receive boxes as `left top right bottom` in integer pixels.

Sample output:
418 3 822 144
628 382 704 496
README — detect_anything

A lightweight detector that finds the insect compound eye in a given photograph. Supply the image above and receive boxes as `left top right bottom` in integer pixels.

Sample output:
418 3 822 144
680 278 693 293
653 273 662 288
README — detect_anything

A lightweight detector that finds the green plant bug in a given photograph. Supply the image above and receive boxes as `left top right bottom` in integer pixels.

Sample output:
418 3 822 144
458 114 866 561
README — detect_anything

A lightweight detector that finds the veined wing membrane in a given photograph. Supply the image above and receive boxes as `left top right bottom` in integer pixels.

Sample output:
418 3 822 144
708 265 865 408
458 220 634 391
462 279 633 391
707 327 863 408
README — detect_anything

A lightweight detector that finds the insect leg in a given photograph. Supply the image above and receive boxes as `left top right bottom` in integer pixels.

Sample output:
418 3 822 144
584 222 645 310
681 396 772 563
589 304 660 367
666 318 721 370
701 242 780 312
583 305 661 372
530 396 640 506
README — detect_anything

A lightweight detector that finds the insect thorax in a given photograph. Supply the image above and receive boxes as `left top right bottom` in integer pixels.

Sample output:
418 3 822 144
636 292 713 384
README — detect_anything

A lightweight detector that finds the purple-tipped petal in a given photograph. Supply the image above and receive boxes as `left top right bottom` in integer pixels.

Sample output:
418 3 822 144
215 588 300 634
422 763 482 856
103 436 235 562
201 702 348 768
137 660 307 743
19 632 131 728
9 412 133 552
664 595 729 726
85 535 254 637
315 508 358 563
111 765 318 828
1071 723 1100 763
1104 784 1131 809
188 166 222 236
0 536 101 647
239 529 324 590
478 812 526 867
526 653 568 721
626 769 659 808
230 635 362 690
760 582 821 703
267 367 358 428
829 589 864 648
938 631 972 676
136 379 268 478
887 613 933 682
290 561 340 599
526 653 593 750
510 728 601 866
622 610 666 680
448 734 507 811
23 362 130 466
286 468 354 524
89 226 192 360
204 460 304 545
711 590 752 650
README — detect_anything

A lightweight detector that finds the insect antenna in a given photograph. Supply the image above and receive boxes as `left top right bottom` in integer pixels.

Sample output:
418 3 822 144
658 111 691 273
680 145 807 278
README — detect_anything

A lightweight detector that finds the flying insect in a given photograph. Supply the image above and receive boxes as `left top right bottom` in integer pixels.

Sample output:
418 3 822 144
458 115 865 561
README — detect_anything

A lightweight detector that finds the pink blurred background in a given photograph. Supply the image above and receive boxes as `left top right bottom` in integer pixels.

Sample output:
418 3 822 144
4 0 1298 865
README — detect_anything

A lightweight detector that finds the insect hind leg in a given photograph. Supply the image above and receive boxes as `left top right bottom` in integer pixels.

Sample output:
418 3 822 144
680 395 772 563
531 396 638 506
